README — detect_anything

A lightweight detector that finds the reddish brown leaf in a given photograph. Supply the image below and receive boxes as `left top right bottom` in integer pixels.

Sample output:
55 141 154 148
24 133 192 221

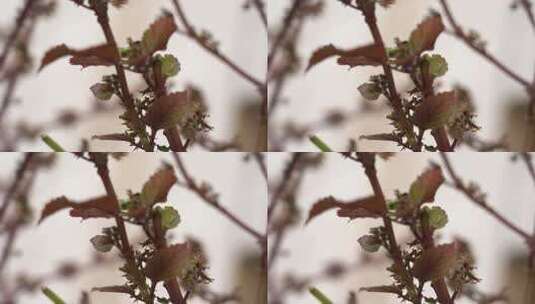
306 45 340 71
306 43 385 71
336 195 386 219
140 167 177 206
145 91 199 130
142 15 177 52
144 243 193 282
39 195 118 223
39 43 118 71
306 195 385 224
336 44 385 68
39 196 75 224
409 165 444 205
68 196 119 219
412 243 459 282
69 55 112 68
409 15 445 54
129 15 177 65
413 91 459 130
39 44 72 71
305 196 343 224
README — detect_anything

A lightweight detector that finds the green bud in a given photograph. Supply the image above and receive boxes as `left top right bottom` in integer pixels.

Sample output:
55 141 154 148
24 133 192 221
90 235 113 253
156 206 181 230
426 54 448 77
358 234 381 253
160 54 180 77
424 206 448 229
357 83 381 100
90 83 113 101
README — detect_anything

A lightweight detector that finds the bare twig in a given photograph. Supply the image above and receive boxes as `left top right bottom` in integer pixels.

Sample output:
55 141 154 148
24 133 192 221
519 0 535 34
251 0 267 29
267 153 302 220
268 0 302 67
252 153 268 182
172 153 265 243
0 0 36 70
170 0 263 91
439 0 532 91
0 154 34 223
440 152 534 246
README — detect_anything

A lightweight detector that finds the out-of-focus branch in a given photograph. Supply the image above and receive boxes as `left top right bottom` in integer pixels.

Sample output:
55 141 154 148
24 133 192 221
0 154 34 223
268 0 302 67
267 153 302 221
0 0 37 70
439 0 532 91
251 0 267 28
440 152 534 246
172 153 265 243
170 0 263 90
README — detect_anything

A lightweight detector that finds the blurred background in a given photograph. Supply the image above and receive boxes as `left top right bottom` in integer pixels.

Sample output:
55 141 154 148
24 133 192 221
268 152 535 303
0 0 266 151
268 0 535 151
0 152 266 303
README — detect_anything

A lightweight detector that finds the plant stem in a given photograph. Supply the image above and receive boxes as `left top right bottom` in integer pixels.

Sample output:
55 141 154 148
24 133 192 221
91 153 183 304
152 213 185 304
519 0 535 34
268 0 302 67
354 153 453 303
0 153 34 223
358 3 433 150
251 0 267 29
91 1 185 151
0 0 36 70
267 153 302 220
